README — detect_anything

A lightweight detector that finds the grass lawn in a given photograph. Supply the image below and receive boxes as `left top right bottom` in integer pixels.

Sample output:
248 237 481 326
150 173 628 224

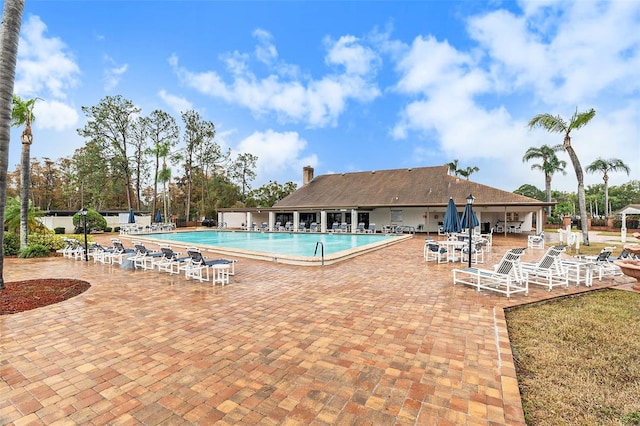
506 289 640 425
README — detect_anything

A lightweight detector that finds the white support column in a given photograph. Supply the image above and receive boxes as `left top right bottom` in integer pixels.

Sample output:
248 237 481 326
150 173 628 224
269 212 276 231
293 211 300 232
218 211 223 226
320 211 327 233
621 213 627 243
351 209 357 233
246 212 253 230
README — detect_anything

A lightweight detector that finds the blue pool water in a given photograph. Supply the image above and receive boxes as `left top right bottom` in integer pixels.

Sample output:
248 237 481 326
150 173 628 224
146 230 395 257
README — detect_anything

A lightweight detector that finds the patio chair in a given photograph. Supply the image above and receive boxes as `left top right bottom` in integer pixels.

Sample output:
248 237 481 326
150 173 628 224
329 222 340 232
91 242 118 264
62 238 84 260
520 245 569 291
297 222 306 232
355 223 365 233
339 222 348 233
155 247 188 274
424 241 448 263
104 241 136 265
460 241 485 264
260 222 268 232
184 248 238 282
284 222 293 232
580 247 623 280
452 248 529 298
365 223 376 234
527 232 545 249
308 222 318 232
272 221 282 232
130 243 163 270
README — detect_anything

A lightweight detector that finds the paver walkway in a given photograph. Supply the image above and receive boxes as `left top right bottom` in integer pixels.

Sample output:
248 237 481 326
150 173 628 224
0 233 632 425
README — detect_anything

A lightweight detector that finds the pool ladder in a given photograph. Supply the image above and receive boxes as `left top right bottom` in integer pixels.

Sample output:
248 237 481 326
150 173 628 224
314 241 324 266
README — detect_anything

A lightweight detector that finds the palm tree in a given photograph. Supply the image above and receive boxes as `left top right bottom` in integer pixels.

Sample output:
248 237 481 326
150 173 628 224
11 95 40 249
3 196 44 234
446 159 459 176
522 144 567 215
528 107 596 245
586 158 630 217
0 0 26 290
458 166 479 180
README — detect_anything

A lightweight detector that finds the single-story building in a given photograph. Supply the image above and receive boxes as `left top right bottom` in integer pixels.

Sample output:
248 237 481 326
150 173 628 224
616 204 640 216
218 165 553 236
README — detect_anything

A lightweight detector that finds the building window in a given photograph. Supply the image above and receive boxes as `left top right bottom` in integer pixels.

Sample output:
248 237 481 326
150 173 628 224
507 212 519 221
391 209 403 222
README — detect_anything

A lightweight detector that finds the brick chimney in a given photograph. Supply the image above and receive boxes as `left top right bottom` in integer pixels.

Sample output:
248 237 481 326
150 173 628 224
303 166 314 185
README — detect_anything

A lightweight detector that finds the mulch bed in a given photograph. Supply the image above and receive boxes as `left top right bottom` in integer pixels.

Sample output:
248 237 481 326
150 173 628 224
0 279 91 315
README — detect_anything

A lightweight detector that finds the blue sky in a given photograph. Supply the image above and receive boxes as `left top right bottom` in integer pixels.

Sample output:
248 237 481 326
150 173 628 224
10 0 640 194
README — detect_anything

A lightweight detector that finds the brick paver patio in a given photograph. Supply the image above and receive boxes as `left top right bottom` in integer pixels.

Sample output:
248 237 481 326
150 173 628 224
0 233 630 425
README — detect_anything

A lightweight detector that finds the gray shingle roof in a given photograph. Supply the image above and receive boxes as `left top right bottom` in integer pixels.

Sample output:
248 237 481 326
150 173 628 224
274 165 546 209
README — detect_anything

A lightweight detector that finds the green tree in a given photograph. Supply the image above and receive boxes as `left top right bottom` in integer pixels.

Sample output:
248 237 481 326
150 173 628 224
72 208 107 233
0 0 25 290
522 144 567 215
528 107 596 245
586 158 630 217
246 181 297 207
178 110 215 221
458 166 479 180
11 94 41 249
446 159 459 176
514 184 545 201
3 197 44 234
229 153 258 202
77 95 141 210
144 110 179 220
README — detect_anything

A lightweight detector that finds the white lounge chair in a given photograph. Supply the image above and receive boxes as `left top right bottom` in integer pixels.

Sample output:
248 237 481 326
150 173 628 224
520 245 569 291
452 248 529 298
365 223 376 234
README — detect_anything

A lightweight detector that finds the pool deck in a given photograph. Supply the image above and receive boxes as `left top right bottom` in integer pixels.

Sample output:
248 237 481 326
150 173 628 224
0 232 635 425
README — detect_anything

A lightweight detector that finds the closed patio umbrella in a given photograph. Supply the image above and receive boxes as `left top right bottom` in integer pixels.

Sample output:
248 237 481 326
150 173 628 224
460 202 479 230
155 209 162 223
128 209 135 224
442 197 461 234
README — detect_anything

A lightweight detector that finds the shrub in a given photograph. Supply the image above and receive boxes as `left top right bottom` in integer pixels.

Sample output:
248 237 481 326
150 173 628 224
114 226 120 233
54 227 66 234
73 209 107 233
18 244 50 258
105 227 112 233
3 231 19 255
28 231 66 252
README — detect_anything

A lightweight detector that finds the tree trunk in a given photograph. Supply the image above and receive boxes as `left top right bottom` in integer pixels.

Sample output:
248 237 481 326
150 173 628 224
565 141 589 245
19 140 30 249
545 173 552 216
0 0 25 290
603 174 609 217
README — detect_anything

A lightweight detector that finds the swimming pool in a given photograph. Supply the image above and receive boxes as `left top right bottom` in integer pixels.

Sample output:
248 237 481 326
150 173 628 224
136 230 411 266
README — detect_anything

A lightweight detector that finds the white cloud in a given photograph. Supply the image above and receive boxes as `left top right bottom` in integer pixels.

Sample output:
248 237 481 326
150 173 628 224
236 130 318 185
158 89 193 115
15 14 80 99
170 32 381 128
325 35 380 75
387 1 639 191
468 2 640 105
102 55 128 92
253 28 278 65
33 100 79 131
